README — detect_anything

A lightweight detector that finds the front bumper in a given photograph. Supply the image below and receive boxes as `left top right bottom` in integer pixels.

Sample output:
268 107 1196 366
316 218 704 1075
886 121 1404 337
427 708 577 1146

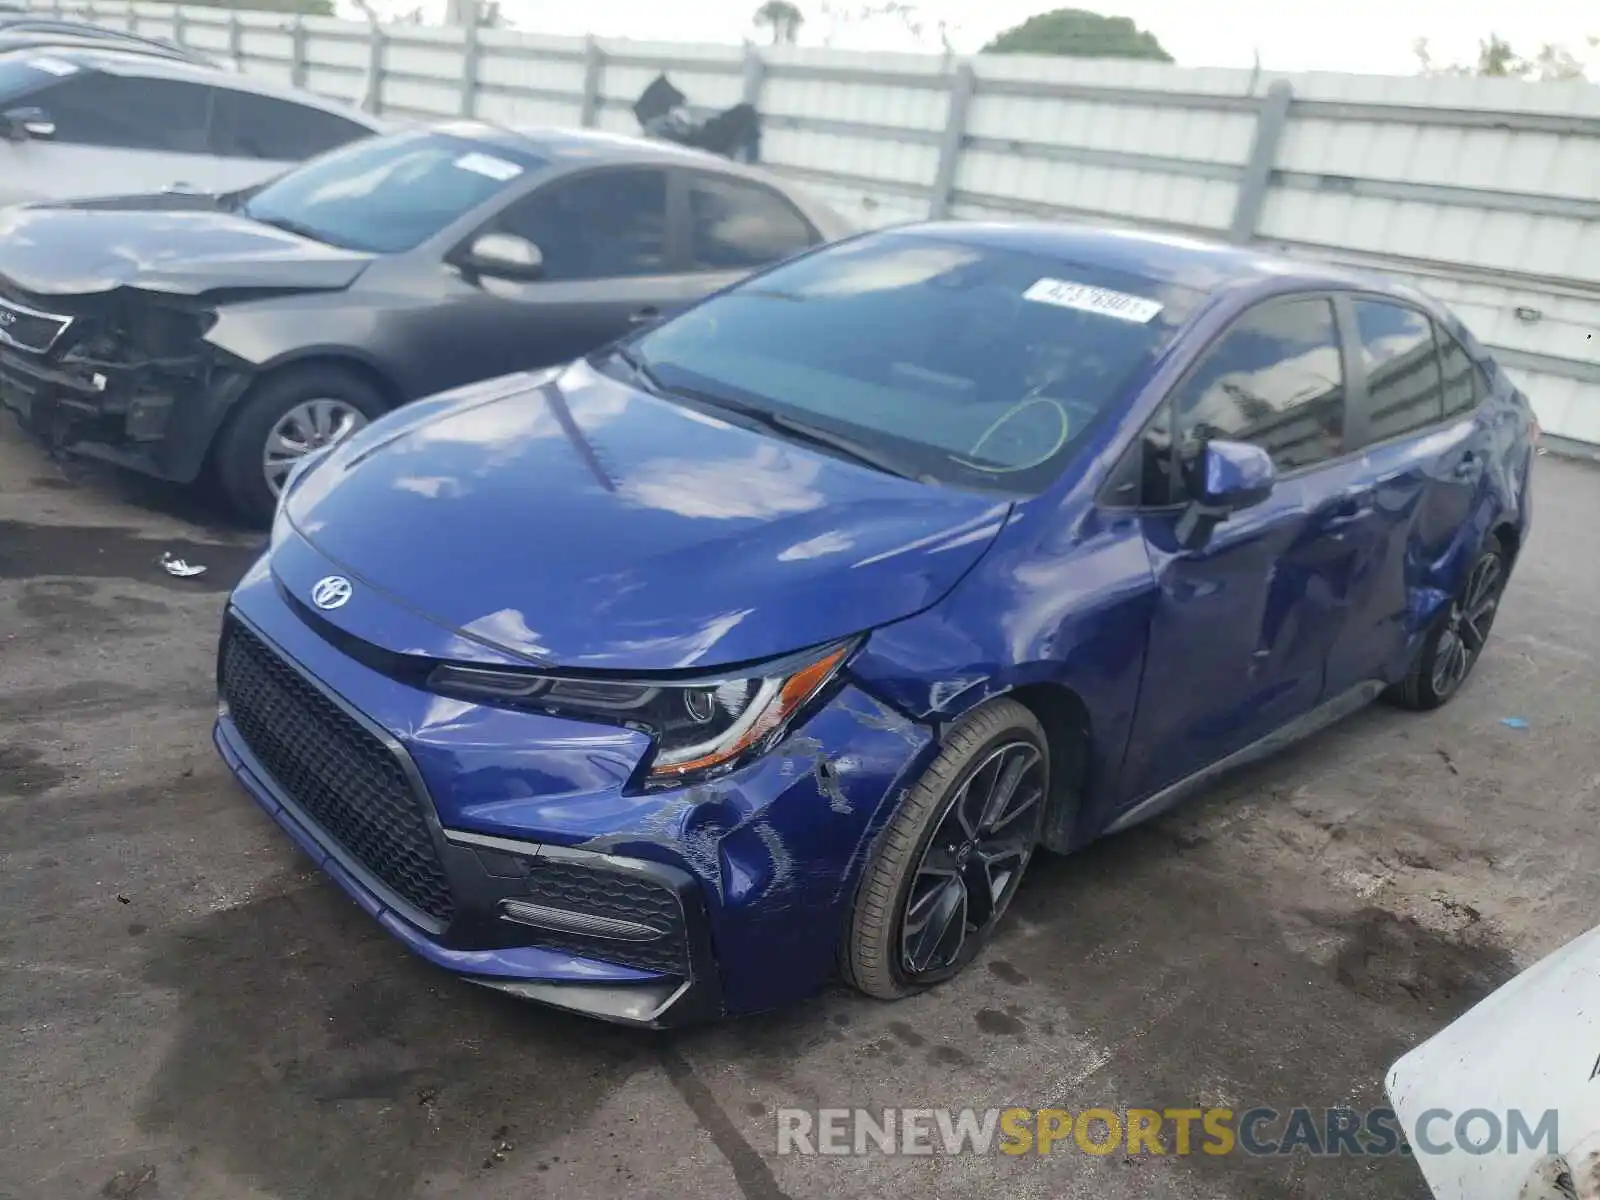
213 553 935 1025
0 312 246 484
216 709 726 1026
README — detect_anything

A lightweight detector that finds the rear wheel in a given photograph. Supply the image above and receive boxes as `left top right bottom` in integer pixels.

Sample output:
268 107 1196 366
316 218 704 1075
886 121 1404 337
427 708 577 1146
841 698 1049 1000
212 365 386 526
1390 539 1508 711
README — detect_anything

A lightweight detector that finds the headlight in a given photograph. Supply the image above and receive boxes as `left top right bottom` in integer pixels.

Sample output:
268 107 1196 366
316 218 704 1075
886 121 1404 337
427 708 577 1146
428 640 855 785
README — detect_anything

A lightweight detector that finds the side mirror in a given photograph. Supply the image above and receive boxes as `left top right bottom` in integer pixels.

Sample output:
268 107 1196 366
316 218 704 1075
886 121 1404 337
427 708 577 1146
1196 439 1275 511
1175 439 1275 549
458 232 543 281
2 106 56 142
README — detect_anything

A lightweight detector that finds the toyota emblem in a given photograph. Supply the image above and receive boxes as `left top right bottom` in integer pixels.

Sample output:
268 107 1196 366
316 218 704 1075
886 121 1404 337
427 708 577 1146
311 575 353 610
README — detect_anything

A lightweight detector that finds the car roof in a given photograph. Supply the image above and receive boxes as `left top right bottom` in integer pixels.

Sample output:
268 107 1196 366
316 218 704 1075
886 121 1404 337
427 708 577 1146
424 120 743 168
11 46 384 125
899 220 1405 300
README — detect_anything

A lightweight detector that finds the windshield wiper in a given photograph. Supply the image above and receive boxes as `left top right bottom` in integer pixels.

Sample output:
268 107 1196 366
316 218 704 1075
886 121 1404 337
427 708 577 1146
609 343 668 395
607 346 929 481
690 392 929 482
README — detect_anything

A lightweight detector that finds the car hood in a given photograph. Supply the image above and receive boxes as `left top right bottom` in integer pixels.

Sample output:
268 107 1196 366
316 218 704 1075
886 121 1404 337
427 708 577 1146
0 202 375 298
282 361 1012 672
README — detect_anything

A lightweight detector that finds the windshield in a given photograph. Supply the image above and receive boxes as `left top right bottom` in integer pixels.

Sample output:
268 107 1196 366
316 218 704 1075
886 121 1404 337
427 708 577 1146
241 131 548 254
624 231 1202 493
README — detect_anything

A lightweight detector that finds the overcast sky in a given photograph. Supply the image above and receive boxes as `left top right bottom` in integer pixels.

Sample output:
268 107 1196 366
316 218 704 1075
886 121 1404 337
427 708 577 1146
459 0 1595 76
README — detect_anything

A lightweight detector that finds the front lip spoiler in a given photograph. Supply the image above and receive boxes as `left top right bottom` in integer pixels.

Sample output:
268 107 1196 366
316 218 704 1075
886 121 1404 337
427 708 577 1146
213 711 727 1030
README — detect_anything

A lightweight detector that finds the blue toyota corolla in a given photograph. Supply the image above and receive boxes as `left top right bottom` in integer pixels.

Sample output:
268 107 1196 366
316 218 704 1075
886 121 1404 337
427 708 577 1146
214 221 1535 1025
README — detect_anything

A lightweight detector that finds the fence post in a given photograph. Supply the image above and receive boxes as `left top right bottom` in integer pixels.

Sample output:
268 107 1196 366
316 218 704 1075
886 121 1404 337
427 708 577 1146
365 23 386 115
1229 79 1293 244
460 14 482 117
290 14 308 90
578 34 604 128
227 7 242 68
928 62 976 220
741 41 765 108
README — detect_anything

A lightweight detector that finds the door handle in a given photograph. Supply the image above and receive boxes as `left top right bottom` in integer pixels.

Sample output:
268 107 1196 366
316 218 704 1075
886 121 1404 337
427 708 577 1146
1324 492 1373 533
628 306 660 325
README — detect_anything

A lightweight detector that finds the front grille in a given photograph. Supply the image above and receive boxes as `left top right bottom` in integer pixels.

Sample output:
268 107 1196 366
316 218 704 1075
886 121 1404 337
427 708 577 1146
514 857 691 975
0 297 71 355
221 621 456 924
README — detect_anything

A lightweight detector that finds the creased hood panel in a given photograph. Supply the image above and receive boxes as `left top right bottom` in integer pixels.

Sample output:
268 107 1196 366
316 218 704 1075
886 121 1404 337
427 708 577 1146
283 364 1010 672
0 204 374 297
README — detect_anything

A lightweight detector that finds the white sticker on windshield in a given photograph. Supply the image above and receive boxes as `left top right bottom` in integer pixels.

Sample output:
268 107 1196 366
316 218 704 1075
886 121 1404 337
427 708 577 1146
453 152 523 182
1023 278 1163 323
27 57 79 76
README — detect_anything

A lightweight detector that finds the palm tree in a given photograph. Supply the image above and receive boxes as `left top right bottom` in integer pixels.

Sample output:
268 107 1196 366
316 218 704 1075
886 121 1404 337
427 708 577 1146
753 0 805 45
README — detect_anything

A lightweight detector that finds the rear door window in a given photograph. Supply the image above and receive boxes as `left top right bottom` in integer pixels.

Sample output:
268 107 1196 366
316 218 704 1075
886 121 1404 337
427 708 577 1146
210 89 372 162
685 173 817 270
1348 298 1445 444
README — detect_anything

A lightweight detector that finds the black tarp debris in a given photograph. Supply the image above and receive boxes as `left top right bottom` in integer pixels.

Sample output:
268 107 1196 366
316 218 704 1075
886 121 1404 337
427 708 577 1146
632 71 762 163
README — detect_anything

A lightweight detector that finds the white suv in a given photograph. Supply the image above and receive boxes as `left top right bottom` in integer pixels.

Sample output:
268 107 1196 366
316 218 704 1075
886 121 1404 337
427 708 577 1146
0 47 385 206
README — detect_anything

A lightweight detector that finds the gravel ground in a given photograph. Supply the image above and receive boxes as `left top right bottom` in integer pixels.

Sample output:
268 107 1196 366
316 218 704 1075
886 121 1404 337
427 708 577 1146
2 418 1596 1200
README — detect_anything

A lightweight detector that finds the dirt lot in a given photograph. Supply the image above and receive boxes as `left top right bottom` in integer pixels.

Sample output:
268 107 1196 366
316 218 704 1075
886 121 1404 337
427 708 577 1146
2 417 1596 1200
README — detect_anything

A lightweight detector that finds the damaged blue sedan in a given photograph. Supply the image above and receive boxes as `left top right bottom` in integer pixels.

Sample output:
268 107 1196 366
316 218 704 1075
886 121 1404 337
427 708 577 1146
214 221 1536 1024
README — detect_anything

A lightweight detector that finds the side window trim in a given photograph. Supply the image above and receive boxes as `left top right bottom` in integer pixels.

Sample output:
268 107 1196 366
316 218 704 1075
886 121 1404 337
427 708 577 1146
665 167 692 273
1339 290 1464 455
1432 319 1484 420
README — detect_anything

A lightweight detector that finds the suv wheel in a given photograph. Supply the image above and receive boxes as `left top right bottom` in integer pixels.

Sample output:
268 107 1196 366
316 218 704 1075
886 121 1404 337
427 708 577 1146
1390 538 1508 711
212 365 386 526
842 698 1049 1000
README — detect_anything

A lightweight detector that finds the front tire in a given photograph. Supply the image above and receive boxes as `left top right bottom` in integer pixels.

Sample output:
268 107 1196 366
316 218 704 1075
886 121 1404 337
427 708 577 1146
211 365 387 526
841 698 1049 1000
1390 539 1508 711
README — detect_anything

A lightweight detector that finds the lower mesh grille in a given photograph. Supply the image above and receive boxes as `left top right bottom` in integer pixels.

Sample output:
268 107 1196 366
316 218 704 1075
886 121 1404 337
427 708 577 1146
514 857 690 975
220 621 456 924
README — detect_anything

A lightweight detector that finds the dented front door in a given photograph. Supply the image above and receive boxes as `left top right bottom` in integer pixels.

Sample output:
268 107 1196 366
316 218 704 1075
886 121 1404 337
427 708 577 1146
1115 472 1347 805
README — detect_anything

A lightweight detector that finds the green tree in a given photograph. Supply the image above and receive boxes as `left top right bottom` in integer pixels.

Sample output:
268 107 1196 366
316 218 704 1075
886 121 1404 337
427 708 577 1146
981 8 1172 60
753 0 805 45
1413 33 1593 80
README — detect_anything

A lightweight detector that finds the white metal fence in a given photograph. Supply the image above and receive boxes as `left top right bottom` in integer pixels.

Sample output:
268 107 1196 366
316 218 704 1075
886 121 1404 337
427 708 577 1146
21 0 1600 454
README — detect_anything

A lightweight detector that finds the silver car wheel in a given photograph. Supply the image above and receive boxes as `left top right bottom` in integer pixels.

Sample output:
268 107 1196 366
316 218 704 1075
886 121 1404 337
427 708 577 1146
262 398 368 495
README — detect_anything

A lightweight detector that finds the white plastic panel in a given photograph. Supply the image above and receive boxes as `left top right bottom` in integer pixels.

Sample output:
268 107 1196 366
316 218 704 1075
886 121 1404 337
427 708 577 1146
1258 190 1600 284
383 30 467 81
476 51 586 97
958 149 1236 232
474 91 582 128
966 94 1256 167
380 77 464 117
761 127 936 189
